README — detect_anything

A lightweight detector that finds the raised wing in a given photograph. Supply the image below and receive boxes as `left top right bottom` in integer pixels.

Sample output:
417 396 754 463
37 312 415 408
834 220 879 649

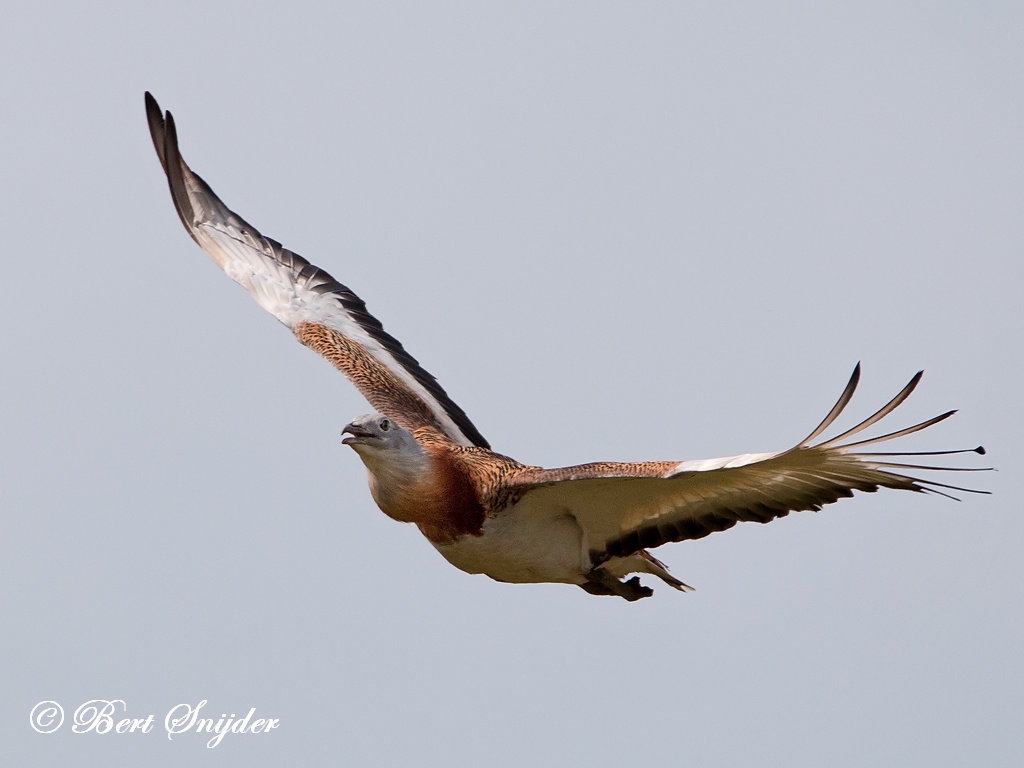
144 93 489 448
509 365 988 561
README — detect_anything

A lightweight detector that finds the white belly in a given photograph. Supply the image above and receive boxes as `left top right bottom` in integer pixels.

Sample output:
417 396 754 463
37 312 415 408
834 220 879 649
432 507 586 585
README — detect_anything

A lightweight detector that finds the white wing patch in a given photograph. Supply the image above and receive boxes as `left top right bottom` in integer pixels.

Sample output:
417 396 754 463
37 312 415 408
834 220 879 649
667 452 780 475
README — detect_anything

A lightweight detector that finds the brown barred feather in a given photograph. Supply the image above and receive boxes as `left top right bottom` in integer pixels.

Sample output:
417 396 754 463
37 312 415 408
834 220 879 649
295 322 446 434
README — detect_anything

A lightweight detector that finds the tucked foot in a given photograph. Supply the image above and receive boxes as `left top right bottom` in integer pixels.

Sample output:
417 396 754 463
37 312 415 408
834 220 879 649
581 570 654 601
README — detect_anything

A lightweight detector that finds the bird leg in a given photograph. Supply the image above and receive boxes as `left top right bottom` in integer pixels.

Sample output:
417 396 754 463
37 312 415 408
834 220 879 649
580 568 653 601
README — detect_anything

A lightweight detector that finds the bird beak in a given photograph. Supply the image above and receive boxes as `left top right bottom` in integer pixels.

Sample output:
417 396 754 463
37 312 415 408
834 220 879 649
342 422 374 446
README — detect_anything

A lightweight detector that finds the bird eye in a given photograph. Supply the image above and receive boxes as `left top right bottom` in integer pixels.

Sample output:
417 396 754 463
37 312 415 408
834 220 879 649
379 418 391 432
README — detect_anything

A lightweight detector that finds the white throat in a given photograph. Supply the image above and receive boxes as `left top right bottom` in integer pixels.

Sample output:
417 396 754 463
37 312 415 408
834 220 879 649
351 440 431 515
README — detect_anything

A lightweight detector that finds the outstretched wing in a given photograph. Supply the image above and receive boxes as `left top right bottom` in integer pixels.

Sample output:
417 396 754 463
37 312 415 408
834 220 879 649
145 93 489 448
509 365 988 561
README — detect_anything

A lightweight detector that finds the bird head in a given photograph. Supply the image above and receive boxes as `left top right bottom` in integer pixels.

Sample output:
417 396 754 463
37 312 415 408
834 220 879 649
341 415 430 506
342 414 415 455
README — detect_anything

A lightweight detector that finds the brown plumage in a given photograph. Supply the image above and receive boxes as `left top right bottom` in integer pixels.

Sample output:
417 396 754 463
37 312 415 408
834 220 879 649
145 92 989 600
296 322 448 435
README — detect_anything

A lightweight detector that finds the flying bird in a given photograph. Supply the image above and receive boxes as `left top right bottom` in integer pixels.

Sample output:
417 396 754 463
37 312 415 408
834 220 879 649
145 93 988 600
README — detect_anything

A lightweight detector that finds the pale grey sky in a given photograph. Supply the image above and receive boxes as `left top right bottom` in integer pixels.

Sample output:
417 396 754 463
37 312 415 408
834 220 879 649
1 2 1021 765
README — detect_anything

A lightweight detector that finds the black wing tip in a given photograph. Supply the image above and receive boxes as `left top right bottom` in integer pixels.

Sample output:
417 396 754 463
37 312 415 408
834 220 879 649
975 445 986 455
145 95 200 244
163 107 178 146
842 362 861 397
143 90 179 167
144 91 168 170
798 362 863 447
